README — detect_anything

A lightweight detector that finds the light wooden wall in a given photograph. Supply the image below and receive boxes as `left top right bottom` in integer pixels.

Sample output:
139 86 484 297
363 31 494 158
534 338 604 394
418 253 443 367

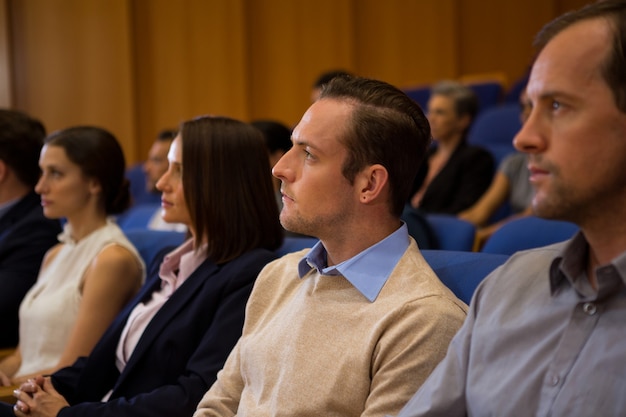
4 0 592 165
131 0 249 149
9 0 138 160
0 0 11 107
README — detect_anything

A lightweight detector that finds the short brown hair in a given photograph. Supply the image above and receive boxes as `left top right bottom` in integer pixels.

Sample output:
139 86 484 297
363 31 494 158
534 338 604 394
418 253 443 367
320 75 431 217
534 0 626 113
0 109 46 188
180 116 283 263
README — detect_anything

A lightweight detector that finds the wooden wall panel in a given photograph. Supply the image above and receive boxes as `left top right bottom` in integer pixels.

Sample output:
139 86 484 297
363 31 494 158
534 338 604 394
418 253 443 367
5 0 598 164
457 0 556 87
556 0 595 14
132 0 248 155
9 0 138 161
0 0 11 107
245 0 355 127
355 0 458 88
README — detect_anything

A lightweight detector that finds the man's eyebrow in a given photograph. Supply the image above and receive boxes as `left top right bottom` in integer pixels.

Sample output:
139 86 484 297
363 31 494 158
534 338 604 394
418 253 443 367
293 139 320 152
535 90 578 102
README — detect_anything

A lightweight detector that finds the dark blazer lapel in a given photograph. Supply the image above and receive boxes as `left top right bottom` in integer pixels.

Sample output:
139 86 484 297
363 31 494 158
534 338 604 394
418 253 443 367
82 271 164 371
113 258 219 383
71 265 173 401
429 142 466 189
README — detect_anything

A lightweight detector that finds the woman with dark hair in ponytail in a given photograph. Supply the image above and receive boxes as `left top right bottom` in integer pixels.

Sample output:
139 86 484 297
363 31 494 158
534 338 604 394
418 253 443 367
0 126 145 386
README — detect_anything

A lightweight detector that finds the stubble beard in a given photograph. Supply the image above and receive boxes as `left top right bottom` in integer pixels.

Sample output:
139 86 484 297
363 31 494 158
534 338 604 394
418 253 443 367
280 207 349 240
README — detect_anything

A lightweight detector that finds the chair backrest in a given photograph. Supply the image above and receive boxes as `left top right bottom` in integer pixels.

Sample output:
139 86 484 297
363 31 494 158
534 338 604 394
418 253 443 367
125 228 186 268
126 162 146 201
466 81 504 112
117 204 161 231
422 249 509 304
126 162 163 206
466 103 522 166
403 85 431 111
503 74 529 104
425 214 476 252
481 216 579 255
276 236 319 257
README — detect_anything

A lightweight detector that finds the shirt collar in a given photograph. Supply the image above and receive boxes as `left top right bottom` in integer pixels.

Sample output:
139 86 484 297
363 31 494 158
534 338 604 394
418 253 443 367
297 223 410 302
550 231 626 298
159 239 207 289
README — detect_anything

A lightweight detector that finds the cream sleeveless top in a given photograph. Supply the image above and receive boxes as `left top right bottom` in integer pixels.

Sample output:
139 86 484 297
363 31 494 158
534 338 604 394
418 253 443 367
16 220 145 377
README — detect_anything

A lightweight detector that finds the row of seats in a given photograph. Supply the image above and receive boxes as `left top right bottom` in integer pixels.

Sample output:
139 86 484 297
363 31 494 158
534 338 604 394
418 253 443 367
404 74 525 115
426 214 578 254
121 206 578 257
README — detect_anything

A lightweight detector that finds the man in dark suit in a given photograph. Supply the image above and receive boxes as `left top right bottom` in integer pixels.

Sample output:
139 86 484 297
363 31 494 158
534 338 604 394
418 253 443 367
0 109 61 348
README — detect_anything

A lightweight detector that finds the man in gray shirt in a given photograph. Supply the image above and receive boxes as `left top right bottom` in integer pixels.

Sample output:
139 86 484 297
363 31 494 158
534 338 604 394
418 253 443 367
394 1 626 416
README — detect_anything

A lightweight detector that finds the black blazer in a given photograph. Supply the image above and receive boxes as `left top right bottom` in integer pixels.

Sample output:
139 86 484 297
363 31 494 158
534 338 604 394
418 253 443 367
0 192 61 348
419 142 494 215
44 246 277 417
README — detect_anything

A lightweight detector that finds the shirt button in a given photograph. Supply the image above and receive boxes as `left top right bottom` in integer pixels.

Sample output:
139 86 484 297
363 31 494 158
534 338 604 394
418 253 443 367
583 302 597 316
549 374 560 386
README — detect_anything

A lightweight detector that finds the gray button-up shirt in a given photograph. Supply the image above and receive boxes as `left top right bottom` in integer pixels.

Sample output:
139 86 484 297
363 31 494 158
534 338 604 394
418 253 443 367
395 232 626 417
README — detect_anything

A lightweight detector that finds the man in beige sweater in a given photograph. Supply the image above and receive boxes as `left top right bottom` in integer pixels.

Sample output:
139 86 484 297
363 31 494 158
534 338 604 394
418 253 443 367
193 76 468 417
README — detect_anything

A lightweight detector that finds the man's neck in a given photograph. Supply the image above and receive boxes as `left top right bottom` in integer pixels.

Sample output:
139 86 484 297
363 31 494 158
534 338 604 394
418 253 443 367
322 217 402 267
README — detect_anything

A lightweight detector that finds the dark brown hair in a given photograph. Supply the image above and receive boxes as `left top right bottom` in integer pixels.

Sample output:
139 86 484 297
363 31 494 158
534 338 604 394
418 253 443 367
180 116 283 263
45 126 130 214
320 75 431 217
534 0 626 113
0 109 46 188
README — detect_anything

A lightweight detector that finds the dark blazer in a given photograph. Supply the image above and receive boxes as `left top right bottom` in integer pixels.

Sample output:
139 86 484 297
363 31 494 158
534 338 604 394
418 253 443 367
419 141 494 215
0 192 61 348
43 246 277 417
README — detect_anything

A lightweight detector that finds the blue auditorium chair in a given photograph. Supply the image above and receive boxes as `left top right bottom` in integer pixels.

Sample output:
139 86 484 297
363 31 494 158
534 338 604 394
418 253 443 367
125 229 186 269
126 163 161 206
403 85 431 111
425 214 476 252
466 103 522 166
465 80 504 112
276 236 319 257
117 204 161 231
481 216 579 256
422 249 509 304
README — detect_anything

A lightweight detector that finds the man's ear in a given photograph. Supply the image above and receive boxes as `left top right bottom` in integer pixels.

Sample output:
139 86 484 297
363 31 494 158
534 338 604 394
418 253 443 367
356 164 389 204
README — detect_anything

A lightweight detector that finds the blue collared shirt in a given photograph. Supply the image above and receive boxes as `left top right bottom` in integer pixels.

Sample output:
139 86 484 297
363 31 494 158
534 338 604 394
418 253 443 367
297 223 410 302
